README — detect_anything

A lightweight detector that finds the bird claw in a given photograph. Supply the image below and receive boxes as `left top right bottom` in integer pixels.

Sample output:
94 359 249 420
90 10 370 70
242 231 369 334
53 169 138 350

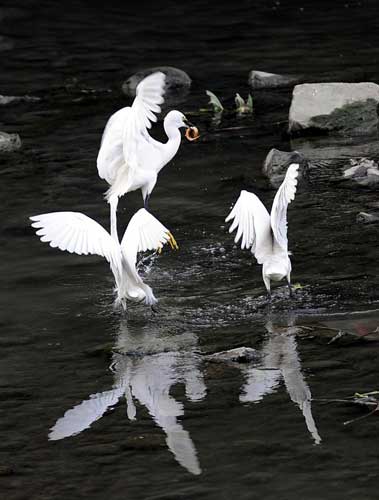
167 231 179 250
151 305 159 314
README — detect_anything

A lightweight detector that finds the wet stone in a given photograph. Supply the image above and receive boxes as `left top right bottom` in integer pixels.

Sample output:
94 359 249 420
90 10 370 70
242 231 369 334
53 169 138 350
288 83 379 136
0 95 40 105
204 347 258 364
0 465 15 476
248 70 302 89
120 434 166 451
356 212 379 224
262 148 309 187
0 131 22 152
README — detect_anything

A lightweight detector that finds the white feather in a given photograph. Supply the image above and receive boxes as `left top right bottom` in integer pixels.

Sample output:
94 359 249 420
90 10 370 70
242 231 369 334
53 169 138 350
225 190 272 264
270 163 299 251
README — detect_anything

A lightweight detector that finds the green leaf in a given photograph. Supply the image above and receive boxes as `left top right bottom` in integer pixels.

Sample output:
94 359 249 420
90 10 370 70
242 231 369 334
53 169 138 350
206 90 224 112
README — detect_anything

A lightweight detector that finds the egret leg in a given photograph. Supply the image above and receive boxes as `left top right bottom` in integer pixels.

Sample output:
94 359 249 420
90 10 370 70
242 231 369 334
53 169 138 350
286 275 293 298
263 274 271 300
144 194 150 211
151 304 158 314
109 196 119 242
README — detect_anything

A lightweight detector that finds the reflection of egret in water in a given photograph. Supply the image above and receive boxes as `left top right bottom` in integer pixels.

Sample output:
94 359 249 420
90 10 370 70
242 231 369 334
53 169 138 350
49 321 205 475
240 314 321 445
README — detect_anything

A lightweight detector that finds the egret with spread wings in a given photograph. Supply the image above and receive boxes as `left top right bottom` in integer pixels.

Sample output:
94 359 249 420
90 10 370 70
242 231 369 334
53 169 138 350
30 208 178 309
97 71 196 241
225 164 299 297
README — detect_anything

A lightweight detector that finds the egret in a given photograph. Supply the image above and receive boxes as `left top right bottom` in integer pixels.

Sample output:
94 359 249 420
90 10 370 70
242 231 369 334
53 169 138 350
30 208 178 308
97 71 196 241
225 163 299 297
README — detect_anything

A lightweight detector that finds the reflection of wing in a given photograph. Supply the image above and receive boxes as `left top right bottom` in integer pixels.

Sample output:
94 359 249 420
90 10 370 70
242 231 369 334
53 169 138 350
166 426 201 475
240 368 281 403
49 387 124 441
270 163 299 251
225 190 272 264
30 212 122 271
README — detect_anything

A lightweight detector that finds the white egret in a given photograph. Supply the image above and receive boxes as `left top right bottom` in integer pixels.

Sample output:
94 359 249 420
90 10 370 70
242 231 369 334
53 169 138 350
225 163 299 297
97 71 196 241
30 208 178 309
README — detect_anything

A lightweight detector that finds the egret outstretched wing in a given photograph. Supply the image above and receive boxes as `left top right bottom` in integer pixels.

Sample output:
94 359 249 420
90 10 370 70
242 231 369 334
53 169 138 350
121 208 174 259
30 212 122 271
119 208 176 305
97 72 166 189
225 190 272 264
97 107 131 185
270 163 299 251
123 72 166 190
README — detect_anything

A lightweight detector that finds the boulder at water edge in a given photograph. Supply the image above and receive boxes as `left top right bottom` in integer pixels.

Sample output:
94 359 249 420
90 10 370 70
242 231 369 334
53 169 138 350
0 131 21 152
263 148 309 187
122 67 191 102
288 82 379 136
248 70 302 89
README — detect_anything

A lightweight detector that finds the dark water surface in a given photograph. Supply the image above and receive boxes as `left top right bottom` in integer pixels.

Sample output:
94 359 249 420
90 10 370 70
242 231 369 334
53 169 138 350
1 1 379 499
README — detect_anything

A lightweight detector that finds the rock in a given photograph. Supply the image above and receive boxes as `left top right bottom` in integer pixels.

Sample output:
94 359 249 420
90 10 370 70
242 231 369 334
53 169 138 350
288 83 379 137
0 131 21 152
0 465 14 476
205 347 258 364
356 212 379 224
249 70 302 89
122 66 191 104
343 158 379 186
262 148 309 187
0 95 40 105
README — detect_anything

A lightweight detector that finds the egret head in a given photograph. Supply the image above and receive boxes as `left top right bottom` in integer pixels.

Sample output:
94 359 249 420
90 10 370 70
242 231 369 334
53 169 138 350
165 110 193 129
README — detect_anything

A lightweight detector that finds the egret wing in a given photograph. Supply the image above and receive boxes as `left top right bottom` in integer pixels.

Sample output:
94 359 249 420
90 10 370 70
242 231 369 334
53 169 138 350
121 208 173 261
97 107 131 185
225 190 272 264
270 163 299 251
122 72 166 189
96 72 165 190
30 211 122 271
119 208 173 305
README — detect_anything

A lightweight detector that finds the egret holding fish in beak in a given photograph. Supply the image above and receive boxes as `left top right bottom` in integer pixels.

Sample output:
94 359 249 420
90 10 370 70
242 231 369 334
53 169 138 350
97 71 199 241
225 164 299 298
30 208 178 309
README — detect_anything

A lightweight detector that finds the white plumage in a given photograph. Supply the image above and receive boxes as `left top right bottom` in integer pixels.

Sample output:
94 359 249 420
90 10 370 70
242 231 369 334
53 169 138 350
97 71 193 241
30 208 177 307
226 163 299 296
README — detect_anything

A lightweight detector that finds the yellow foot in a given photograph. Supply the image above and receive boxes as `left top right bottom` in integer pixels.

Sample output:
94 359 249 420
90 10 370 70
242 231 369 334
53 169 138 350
167 231 179 250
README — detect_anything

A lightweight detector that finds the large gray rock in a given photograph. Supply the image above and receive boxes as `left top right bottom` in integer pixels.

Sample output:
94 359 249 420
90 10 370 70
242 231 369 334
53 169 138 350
0 131 21 152
288 83 379 136
249 70 302 89
122 66 191 104
263 148 309 187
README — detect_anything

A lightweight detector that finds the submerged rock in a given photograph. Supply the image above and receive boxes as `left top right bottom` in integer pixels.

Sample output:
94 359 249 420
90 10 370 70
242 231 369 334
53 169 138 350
0 131 21 152
288 83 379 137
249 70 302 89
343 158 379 186
356 212 379 224
122 66 191 104
263 148 309 187
205 347 258 364
0 94 40 105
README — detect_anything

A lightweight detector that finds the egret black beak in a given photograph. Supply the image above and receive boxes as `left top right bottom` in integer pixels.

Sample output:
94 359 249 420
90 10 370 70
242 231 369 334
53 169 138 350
183 117 195 128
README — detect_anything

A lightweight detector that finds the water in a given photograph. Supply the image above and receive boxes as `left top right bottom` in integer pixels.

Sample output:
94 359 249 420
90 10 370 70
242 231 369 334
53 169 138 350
1 1 379 498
